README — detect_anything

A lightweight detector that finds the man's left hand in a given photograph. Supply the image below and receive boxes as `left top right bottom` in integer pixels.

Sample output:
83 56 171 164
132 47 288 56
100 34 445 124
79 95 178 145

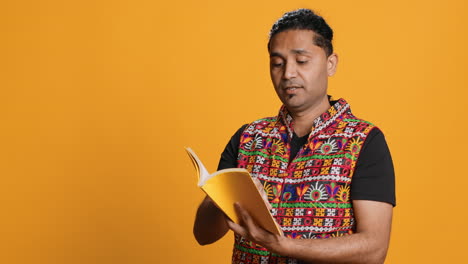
226 202 289 256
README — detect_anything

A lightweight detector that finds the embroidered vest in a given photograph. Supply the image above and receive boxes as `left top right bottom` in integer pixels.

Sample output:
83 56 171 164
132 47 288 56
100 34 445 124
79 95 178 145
232 99 375 264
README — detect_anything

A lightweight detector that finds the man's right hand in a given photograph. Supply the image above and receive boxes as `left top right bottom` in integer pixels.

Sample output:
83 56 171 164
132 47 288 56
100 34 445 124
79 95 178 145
193 196 229 245
194 177 273 245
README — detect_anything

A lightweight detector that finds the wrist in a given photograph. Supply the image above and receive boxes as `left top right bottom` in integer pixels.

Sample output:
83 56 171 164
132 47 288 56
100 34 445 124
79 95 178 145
269 235 292 257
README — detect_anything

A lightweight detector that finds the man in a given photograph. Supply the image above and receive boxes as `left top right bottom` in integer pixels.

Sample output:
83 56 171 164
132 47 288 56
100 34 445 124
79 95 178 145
194 9 395 264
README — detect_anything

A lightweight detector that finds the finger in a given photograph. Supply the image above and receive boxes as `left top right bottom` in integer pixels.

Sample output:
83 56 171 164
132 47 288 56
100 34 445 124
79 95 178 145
226 218 247 237
234 203 274 243
234 203 259 231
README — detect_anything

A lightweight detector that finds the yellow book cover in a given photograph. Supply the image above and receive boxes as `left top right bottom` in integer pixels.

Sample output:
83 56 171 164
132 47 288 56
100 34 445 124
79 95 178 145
186 147 283 236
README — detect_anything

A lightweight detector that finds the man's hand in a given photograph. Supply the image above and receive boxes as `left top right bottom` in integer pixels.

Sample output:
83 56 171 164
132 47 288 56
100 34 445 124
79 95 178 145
194 177 272 246
193 196 229 245
227 203 288 255
227 200 393 264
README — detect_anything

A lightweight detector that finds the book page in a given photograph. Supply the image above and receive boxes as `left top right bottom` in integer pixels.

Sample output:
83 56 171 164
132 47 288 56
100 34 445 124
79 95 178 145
185 148 210 186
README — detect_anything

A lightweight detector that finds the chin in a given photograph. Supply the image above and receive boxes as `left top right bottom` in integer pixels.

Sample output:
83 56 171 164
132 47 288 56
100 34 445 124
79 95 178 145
284 103 305 112
283 98 303 108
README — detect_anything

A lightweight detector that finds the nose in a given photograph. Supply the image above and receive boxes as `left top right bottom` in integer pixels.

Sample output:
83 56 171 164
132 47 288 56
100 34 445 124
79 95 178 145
283 61 297 79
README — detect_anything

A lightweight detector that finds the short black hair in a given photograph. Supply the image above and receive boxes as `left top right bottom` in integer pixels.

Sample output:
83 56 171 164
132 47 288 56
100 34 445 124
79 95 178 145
268 9 334 56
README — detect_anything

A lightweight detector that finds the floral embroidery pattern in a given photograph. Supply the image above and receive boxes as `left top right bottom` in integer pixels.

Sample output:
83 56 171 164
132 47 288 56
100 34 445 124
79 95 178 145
337 185 350 203
233 98 375 263
304 182 328 202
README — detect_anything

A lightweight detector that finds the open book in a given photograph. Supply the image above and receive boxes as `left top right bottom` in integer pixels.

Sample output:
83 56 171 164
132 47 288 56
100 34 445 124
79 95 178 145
186 147 283 236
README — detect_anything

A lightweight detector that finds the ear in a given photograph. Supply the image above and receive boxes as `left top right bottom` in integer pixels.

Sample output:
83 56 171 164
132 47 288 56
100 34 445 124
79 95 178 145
327 53 338 76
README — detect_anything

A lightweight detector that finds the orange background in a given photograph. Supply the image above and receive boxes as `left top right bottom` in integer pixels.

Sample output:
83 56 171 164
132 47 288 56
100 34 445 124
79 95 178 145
1 0 467 263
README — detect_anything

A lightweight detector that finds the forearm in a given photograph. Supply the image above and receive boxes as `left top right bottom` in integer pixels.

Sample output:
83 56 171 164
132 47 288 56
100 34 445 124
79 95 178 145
193 196 229 245
277 231 388 264
276 202 392 263
228 200 393 264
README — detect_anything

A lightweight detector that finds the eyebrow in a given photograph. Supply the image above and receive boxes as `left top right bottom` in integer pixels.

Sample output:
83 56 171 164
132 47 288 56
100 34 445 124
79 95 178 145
269 49 311 58
291 49 310 55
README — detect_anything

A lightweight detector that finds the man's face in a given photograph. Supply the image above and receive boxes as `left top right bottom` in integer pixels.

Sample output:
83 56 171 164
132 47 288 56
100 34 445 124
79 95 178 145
269 30 337 114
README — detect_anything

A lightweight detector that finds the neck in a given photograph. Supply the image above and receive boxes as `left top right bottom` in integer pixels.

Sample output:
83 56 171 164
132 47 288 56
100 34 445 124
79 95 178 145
290 98 331 137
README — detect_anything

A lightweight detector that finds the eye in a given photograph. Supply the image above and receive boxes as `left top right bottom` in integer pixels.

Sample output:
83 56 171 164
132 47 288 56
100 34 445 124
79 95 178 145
296 55 309 64
270 57 284 68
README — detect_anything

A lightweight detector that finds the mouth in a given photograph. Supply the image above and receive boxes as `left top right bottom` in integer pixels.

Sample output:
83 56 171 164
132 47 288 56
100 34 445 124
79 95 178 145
283 85 302 94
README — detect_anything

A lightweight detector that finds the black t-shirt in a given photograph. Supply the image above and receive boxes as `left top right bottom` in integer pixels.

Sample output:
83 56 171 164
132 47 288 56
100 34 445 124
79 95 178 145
218 125 396 206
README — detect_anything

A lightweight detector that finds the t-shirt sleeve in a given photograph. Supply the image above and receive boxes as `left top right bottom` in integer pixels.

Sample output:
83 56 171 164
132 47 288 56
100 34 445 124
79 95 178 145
350 127 396 206
217 124 247 171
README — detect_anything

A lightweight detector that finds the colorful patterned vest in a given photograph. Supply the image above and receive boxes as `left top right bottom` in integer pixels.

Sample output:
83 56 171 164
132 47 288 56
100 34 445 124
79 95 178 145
232 98 375 264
